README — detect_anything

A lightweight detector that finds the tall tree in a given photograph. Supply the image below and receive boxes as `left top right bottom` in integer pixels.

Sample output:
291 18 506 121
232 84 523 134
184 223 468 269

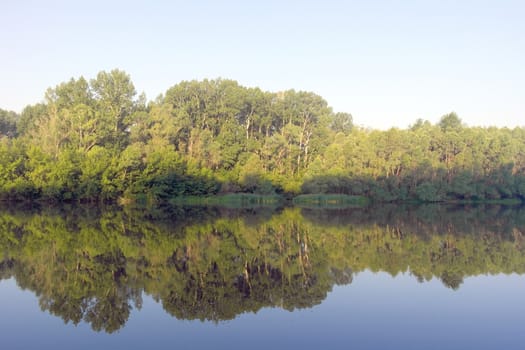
330 112 353 135
438 112 463 132
0 109 18 138
90 69 137 148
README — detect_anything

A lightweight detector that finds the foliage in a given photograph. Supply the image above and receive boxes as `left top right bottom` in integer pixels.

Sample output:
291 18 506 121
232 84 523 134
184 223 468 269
1 70 525 203
169 193 283 207
0 109 18 138
293 194 368 207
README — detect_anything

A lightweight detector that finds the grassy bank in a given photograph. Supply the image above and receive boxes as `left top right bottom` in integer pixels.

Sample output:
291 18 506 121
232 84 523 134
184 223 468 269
447 198 524 205
169 193 284 207
293 194 369 208
119 192 522 210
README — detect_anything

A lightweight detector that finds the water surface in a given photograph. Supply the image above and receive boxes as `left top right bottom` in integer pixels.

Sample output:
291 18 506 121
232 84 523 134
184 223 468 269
1 204 524 349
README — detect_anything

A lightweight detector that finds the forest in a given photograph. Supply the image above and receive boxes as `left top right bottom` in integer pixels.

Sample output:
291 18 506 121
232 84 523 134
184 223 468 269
1 69 525 204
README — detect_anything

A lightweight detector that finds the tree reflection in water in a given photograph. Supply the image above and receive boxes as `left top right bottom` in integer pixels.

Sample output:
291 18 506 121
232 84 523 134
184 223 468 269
0 204 524 333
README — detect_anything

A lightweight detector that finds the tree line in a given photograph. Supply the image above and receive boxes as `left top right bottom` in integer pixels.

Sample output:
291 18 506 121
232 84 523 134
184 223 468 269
1 69 524 203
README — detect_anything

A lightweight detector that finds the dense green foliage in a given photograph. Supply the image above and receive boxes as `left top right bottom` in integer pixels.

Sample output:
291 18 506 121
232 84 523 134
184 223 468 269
2 70 525 202
0 204 524 332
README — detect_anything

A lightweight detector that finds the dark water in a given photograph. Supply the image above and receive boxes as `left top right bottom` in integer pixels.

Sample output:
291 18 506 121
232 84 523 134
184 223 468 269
1 204 525 349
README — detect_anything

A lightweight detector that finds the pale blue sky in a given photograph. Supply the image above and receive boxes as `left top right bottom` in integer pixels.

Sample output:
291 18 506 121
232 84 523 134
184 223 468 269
1 0 524 129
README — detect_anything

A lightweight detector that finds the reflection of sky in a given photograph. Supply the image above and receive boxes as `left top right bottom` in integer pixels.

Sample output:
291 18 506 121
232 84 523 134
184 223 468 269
1 272 524 350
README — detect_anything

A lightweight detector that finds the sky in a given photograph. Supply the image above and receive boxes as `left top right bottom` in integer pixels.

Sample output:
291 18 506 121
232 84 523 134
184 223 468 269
1 0 524 130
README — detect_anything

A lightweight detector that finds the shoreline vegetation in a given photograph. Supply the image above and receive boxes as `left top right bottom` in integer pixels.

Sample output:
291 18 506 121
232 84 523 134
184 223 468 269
4 193 520 210
169 193 372 208
117 193 523 209
2 69 525 206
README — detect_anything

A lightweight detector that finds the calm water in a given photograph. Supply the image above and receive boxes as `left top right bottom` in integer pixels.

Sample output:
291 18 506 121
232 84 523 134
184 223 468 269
1 204 525 349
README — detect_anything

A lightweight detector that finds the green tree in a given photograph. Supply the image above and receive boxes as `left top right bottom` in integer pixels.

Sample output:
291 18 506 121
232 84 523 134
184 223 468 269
0 109 18 137
90 69 138 148
330 112 353 135
438 112 463 132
